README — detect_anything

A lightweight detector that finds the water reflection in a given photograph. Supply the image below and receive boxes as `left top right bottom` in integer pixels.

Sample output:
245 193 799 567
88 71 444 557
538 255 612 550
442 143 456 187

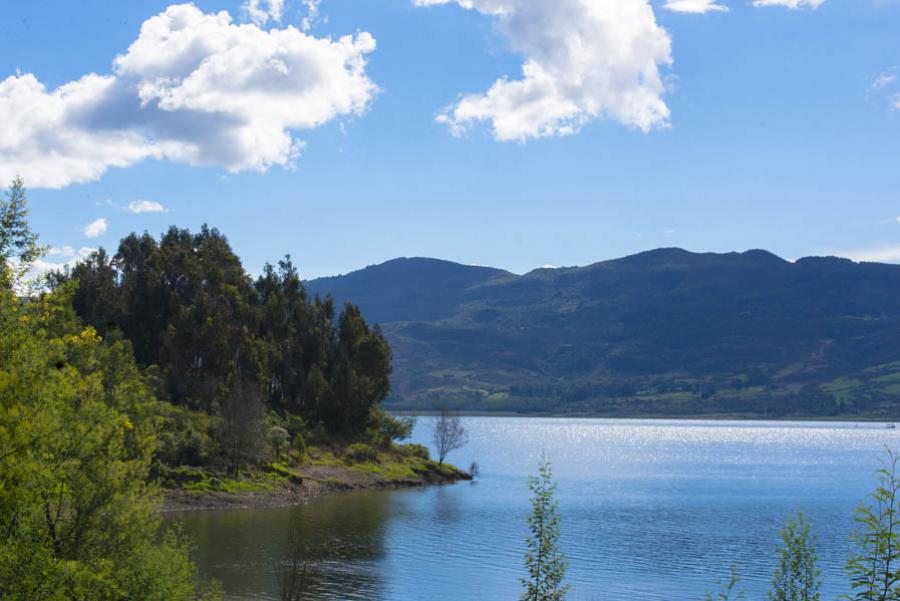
175 490 394 600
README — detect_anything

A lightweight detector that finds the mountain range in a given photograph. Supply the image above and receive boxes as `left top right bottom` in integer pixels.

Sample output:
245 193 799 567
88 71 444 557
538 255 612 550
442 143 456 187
306 248 900 418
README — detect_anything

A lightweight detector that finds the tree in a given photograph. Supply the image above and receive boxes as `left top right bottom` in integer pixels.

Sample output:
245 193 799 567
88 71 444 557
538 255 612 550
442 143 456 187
0 282 218 600
705 566 745 601
431 406 468 465
330 303 392 435
769 513 820 601
52 227 395 440
846 450 900 601
0 177 45 287
217 380 266 477
521 456 569 601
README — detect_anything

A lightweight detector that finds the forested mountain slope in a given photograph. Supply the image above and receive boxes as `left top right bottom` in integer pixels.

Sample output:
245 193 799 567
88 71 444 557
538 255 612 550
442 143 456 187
307 249 900 417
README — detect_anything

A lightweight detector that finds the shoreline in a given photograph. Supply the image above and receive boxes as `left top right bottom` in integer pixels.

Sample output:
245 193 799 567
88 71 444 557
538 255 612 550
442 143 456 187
162 455 472 514
392 410 899 423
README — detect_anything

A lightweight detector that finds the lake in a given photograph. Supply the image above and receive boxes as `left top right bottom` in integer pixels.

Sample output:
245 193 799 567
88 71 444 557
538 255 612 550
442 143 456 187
174 417 900 600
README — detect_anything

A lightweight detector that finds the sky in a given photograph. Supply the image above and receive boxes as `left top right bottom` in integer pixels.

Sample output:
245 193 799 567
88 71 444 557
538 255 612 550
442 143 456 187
0 0 899 278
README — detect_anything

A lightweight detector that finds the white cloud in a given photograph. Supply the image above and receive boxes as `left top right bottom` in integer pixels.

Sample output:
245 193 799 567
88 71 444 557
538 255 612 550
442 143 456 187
83 218 108 238
872 71 897 91
301 0 323 31
21 246 96 283
840 246 900 263
752 0 826 8
242 0 285 26
0 4 377 189
127 199 167 213
414 0 673 142
894 94 900 111
665 0 728 13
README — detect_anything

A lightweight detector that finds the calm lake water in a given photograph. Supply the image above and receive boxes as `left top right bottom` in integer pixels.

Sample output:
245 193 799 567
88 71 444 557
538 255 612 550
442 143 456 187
174 417 900 600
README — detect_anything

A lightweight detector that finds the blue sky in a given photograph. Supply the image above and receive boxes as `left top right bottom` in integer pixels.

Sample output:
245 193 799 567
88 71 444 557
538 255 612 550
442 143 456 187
0 0 898 278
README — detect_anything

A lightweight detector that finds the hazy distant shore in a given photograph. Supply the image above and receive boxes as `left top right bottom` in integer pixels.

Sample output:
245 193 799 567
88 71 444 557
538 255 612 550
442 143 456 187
394 410 898 423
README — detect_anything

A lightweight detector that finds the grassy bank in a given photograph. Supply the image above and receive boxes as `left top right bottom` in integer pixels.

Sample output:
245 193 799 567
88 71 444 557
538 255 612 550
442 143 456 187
160 442 471 512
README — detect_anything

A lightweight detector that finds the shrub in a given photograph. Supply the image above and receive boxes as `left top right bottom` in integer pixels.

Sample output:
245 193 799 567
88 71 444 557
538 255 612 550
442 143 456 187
292 432 308 458
365 409 415 448
153 403 217 467
345 442 379 464
268 426 290 459
400 443 431 460
284 413 306 438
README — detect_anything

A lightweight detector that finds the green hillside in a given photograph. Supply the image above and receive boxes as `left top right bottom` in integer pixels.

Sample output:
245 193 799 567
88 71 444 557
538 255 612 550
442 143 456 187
307 250 900 418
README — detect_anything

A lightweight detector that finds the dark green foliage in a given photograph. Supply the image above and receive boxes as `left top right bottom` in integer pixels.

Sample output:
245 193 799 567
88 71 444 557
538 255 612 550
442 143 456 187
365 410 415 448
330 304 392 434
153 402 218 467
216 380 267 476
846 450 900 600
770 514 821 601
521 456 569 601
53 227 393 440
307 252 900 417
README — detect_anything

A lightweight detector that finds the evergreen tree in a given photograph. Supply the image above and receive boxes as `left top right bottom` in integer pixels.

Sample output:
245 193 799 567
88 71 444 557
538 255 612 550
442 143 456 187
769 513 820 601
521 456 569 601
255 256 318 416
332 303 392 435
0 177 45 287
52 226 393 438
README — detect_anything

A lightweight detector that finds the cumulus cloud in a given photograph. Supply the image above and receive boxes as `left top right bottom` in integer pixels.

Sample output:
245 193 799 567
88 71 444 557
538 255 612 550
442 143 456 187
414 0 673 142
752 0 826 8
0 3 377 189
16 246 96 285
242 0 285 26
665 0 728 13
83 218 108 238
127 199 167 213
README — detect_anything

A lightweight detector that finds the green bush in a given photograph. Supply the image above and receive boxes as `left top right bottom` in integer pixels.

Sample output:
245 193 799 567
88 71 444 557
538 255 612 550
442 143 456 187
267 425 290 459
399 443 431 460
345 442 379 464
365 409 415 448
284 413 307 438
153 403 217 467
